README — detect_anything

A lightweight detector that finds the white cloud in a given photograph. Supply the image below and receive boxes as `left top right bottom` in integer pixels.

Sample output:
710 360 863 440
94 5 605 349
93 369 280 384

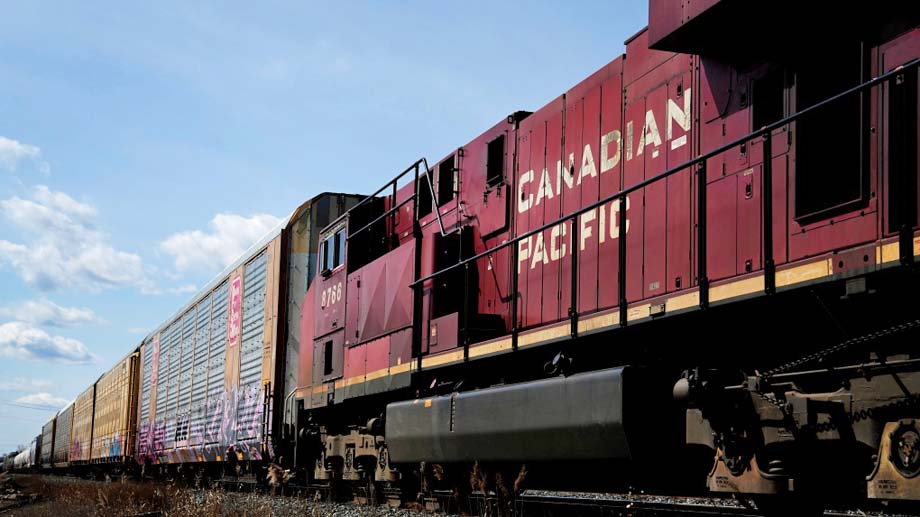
138 283 197 296
0 321 95 363
0 298 105 327
14 392 69 409
160 212 281 272
0 185 156 293
0 378 52 392
0 136 49 174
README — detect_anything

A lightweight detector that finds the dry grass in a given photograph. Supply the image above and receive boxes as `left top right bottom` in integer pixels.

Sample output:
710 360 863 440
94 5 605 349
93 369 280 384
4 476 307 517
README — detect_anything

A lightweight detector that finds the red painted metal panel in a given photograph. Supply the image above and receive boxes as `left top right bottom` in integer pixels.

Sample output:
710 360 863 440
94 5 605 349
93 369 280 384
513 123 532 329
429 313 459 355
561 96 582 318
597 71 624 311
706 175 737 281
389 328 412 368
315 266 346 339
345 273 360 346
358 261 386 342
643 85 668 299
623 97 646 302
624 29 675 87
366 335 389 374
344 341 366 386
542 111 564 323
666 73 693 293
524 108 548 327
384 242 415 333
577 88 602 314
737 166 762 274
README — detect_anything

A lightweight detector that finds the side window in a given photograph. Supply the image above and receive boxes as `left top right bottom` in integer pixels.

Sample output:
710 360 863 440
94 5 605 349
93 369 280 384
333 230 345 268
320 237 331 274
417 175 433 216
319 233 341 274
486 134 505 187
437 155 456 206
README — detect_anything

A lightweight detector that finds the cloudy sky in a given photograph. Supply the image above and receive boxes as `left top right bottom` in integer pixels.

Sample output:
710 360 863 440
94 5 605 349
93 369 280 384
0 1 645 451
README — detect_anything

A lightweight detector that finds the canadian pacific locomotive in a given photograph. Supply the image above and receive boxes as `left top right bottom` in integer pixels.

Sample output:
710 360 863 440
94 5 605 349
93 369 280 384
5 1 920 513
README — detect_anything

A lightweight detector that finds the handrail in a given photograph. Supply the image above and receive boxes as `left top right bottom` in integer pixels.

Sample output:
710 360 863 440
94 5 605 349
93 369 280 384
410 59 919 289
321 158 426 236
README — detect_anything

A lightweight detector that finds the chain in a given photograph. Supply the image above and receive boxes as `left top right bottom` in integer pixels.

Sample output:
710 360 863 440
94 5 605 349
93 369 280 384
759 319 920 382
753 319 920 434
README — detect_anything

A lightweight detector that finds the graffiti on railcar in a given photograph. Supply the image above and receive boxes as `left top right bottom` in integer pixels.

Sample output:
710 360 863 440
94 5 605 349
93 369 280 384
135 384 266 465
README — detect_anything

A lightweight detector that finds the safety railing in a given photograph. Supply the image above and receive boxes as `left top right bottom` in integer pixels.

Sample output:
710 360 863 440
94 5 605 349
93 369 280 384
409 58 919 354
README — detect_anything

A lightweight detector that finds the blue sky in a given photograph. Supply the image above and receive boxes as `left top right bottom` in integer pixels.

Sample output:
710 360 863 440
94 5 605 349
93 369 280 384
0 1 646 451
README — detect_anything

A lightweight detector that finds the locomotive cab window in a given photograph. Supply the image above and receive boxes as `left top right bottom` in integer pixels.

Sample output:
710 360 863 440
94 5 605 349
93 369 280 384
793 41 868 221
437 155 456 206
486 134 505 187
320 228 345 276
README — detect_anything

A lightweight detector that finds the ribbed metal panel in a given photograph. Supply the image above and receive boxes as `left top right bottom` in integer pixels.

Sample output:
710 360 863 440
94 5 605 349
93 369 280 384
208 281 228 401
53 404 73 466
206 282 228 445
190 294 211 445
154 332 169 424
238 251 267 442
140 336 153 423
178 310 195 416
164 320 182 449
40 418 54 467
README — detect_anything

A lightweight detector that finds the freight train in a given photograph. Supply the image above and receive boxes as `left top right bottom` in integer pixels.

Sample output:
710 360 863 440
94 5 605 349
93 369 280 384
4 1 919 513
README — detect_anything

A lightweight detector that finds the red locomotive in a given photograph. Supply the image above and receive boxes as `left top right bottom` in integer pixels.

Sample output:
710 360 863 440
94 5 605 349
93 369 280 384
6 2 919 514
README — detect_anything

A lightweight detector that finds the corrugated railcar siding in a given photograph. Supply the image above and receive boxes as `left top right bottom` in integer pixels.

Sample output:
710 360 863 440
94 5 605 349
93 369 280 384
52 404 73 466
164 320 182 450
190 294 212 446
137 337 153 458
91 353 139 461
71 386 95 463
177 309 196 444
40 418 55 467
239 251 267 442
206 281 228 444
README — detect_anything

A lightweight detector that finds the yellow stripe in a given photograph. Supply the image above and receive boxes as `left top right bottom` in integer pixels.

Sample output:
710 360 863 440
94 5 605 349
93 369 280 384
775 258 832 287
666 291 699 312
312 384 328 394
389 362 412 375
469 337 512 358
881 242 899 264
710 275 764 303
577 311 619 334
421 349 465 369
365 367 390 382
626 304 651 322
334 379 345 389
519 323 569 348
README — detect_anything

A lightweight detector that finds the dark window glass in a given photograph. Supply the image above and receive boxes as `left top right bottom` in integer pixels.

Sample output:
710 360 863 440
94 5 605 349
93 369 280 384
437 155 456 206
486 134 505 186
334 230 345 268
417 175 433 216
323 340 333 375
794 41 866 220
752 69 785 130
